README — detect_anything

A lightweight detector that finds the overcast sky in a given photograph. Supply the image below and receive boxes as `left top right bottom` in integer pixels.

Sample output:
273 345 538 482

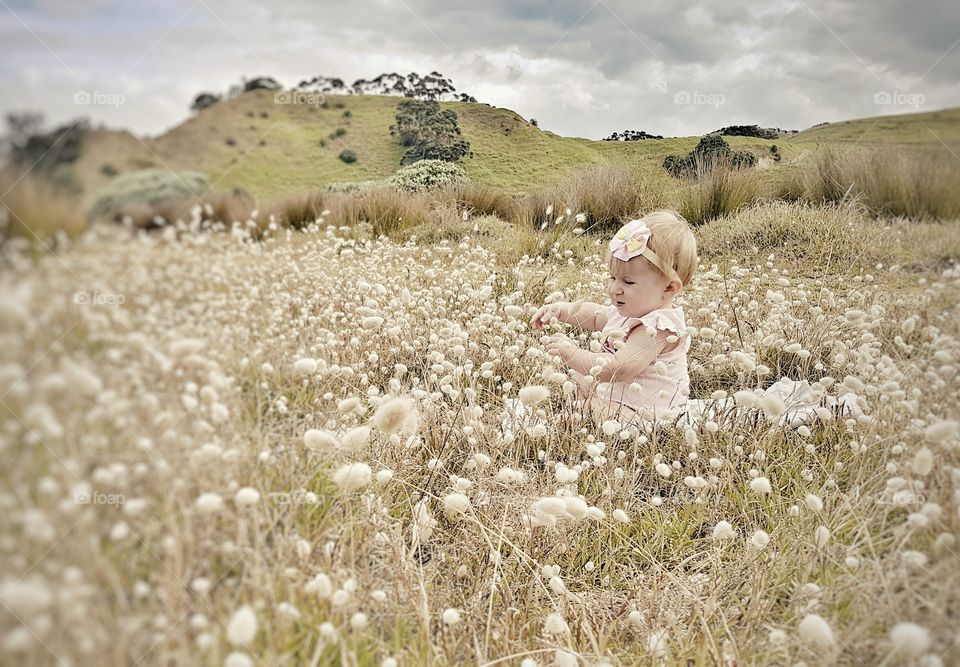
2 0 958 139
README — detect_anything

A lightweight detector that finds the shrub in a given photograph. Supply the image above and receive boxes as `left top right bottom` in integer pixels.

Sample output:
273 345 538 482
190 92 220 112
339 149 357 164
87 168 210 221
390 99 470 164
329 128 347 140
663 135 757 178
100 163 119 177
388 159 467 193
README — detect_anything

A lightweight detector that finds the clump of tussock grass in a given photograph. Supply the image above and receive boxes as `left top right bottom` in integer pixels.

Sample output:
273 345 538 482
0 169 85 248
695 199 960 272
788 146 960 221
675 157 765 226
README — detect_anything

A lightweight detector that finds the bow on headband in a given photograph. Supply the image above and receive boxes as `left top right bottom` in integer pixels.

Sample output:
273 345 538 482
609 220 683 285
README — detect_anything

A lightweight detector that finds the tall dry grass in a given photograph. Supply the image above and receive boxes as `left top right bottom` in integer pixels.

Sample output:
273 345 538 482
675 158 764 226
0 169 85 247
787 146 960 220
513 165 666 232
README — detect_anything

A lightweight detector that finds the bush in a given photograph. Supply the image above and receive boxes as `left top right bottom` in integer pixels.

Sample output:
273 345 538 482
388 159 467 193
339 149 357 164
663 135 757 178
87 169 210 221
390 99 470 164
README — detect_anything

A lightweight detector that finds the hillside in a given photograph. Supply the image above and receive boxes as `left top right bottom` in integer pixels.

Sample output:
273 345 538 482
74 93 960 206
75 92 783 204
790 106 960 144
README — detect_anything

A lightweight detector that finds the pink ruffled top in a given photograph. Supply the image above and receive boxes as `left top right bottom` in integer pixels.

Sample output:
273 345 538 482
593 304 691 418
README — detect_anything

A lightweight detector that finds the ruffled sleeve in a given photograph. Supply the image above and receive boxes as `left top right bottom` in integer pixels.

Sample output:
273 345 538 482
622 308 687 337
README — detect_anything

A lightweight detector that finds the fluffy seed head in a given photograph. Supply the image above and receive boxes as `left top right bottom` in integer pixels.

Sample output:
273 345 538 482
333 463 372 492
372 397 417 435
226 605 257 646
543 613 569 636
518 385 551 407
889 622 930 657
303 429 339 451
798 613 834 650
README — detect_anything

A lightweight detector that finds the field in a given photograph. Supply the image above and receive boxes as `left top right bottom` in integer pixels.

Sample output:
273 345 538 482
0 190 959 665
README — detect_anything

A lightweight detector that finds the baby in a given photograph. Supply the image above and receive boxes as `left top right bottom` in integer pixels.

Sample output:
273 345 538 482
530 210 698 425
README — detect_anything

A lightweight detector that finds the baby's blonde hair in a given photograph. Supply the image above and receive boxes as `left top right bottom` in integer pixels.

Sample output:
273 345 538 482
606 209 699 287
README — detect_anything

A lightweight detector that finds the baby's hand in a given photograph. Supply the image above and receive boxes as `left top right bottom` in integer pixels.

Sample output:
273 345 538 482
545 333 576 359
530 304 558 331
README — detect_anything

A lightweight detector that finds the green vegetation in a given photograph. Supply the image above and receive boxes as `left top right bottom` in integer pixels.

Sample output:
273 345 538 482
663 134 757 178
88 168 210 221
390 99 470 164
388 159 466 192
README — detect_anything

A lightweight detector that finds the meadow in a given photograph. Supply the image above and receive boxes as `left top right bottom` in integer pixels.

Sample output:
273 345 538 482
1 173 959 666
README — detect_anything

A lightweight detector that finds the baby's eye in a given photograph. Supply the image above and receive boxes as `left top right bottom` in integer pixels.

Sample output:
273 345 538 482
625 281 635 285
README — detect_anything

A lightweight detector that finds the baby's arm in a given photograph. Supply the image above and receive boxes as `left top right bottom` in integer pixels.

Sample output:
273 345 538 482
531 301 609 332
547 329 672 382
595 327 673 384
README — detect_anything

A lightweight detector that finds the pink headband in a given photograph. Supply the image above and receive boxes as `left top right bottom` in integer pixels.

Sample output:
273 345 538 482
609 220 682 285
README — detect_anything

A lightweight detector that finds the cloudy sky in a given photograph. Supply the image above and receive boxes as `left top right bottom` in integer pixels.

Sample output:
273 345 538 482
2 0 958 139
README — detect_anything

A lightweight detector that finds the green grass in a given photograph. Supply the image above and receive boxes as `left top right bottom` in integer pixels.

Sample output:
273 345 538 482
789 106 960 144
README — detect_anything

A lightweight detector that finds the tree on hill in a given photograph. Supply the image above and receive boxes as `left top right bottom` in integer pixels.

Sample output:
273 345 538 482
6 115 88 174
603 129 663 141
190 92 221 112
662 134 756 178
710 124 780 140
243 77 281 92
390 99 470 164
298 71 476 102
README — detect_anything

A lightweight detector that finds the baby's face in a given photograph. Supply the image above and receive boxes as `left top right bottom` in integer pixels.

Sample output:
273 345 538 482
607 256 672 318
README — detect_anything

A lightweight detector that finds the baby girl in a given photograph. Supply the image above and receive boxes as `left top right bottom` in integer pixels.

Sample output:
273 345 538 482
531 210 699 424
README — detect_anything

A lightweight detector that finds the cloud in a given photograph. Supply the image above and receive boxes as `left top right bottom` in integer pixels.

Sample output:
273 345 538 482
0 0 957 139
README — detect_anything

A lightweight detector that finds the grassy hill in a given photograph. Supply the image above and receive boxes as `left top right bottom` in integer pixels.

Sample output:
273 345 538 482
75 92 960 207
789 106 960 144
